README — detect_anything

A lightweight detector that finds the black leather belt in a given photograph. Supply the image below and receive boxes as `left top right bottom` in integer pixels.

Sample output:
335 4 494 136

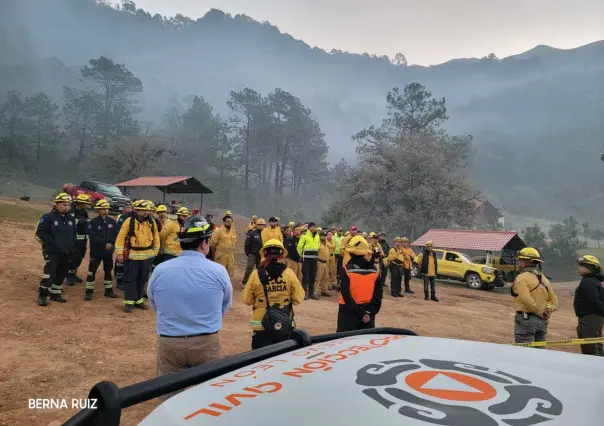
318 259 327 263
159 331 217 338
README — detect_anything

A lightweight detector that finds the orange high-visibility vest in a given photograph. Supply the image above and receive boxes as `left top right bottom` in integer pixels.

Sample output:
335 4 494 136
339 265 378 305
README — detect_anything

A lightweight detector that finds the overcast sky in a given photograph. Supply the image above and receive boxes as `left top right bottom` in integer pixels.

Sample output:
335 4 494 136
132 0 604 65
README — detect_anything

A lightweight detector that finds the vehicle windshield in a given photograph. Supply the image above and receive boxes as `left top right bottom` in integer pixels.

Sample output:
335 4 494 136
96 183 124 197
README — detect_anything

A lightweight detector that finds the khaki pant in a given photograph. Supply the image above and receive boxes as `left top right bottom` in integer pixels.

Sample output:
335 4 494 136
328 255 337 287
157 333 224 401
216 253 235 282
285 259 302 282
315 261 329 295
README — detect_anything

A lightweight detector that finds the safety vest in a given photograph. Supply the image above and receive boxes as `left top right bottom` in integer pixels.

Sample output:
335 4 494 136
339 265 378 305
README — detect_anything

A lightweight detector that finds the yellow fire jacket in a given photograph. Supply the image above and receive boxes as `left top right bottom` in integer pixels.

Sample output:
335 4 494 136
159 220 181 256
242 265 305 331
261 226 283 245
115 216 160 260
211 226 238 259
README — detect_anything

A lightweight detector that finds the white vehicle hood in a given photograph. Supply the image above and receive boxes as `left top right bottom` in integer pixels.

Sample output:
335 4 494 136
140 334 604 426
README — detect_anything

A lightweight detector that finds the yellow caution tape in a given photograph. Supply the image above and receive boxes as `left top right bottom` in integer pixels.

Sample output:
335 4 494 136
513 337 604 348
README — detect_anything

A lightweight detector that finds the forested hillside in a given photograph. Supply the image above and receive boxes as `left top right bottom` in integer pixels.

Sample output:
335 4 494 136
1 0 603 224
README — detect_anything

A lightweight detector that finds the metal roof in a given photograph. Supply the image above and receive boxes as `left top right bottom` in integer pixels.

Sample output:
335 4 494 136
116 176 213 194
411 229 526 252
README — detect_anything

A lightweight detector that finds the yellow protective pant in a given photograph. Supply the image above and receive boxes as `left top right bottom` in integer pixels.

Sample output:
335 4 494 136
285 259 302 282
328 255 337 287
216 253 235 282
314 261 329 295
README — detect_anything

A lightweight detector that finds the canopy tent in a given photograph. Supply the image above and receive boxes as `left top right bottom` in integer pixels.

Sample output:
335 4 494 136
116 176 213 210
411 229 526 252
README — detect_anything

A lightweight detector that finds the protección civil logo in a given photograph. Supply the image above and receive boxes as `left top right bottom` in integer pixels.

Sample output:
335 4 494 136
29 399 98 409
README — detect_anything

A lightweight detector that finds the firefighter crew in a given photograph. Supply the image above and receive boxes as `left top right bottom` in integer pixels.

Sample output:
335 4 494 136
114 202 133 290
337 235 383 332
34 205 56 290
297 222 321 300
378 232 390 286
243 218 265 287
261 217 283 244
152 204 170 270
115 200 160 313
333 227 343 288
159 206 190 261
340 226 358 266
326 230 337 290
36 193 77 305
65 193 91 284
314 231 331 298
415 241 440 302
211 214 237 282
368 232 384 275
242 239 305 349
148 215 232 401
248 215 258 232
574 255 604 356
400 237 416 293
284 224 303 282
512 247 558 344
85 199 118 300
388 237 405 297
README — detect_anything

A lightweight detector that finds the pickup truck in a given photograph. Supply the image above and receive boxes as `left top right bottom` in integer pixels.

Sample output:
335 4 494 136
63 180 131 213
411 248 504 290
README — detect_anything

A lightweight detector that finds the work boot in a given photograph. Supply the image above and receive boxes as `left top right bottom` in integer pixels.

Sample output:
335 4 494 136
396 292 404 298
321 292 331 297
124 304 133 313
65 275 78 286
135 302 149 310
74 275 83 283
50 294 67 303
104 288 118 298
38 287 49 307
404 285 414 294
391 292 399 298
310 294 320 301
84 290 93 301
424 291 429 301
431 295 440 302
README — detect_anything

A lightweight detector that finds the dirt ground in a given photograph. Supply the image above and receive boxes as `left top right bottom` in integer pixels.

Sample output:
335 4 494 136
0 198 582 426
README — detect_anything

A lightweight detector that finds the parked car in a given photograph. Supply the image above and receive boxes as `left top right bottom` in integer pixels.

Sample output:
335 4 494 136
63 328 604 426
411 249 503 290
64 180 131 213
472 254 518 282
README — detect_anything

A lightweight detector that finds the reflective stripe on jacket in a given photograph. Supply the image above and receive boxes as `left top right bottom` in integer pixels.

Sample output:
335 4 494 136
159 220 182 256
297 230 321 259
115 216 160 260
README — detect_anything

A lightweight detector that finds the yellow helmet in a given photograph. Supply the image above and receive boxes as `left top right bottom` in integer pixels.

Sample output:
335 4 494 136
276 216 281 222
260 238 288 259
95 199 110 210
346 235 373 257
176 206 190 217
394 237 402 242
251 215 258 220
54 192 72 204
289 221 295 228
225 210 232 216
362 232 368 238
578 254 600 269
133 199 155 211
75 193 91 204
317 227 323 232
256 218 266 225
156 204 168 213
425 241 434 248
401 237 409 242
517 247 542 263
345 231 350 236
368 232 377 238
